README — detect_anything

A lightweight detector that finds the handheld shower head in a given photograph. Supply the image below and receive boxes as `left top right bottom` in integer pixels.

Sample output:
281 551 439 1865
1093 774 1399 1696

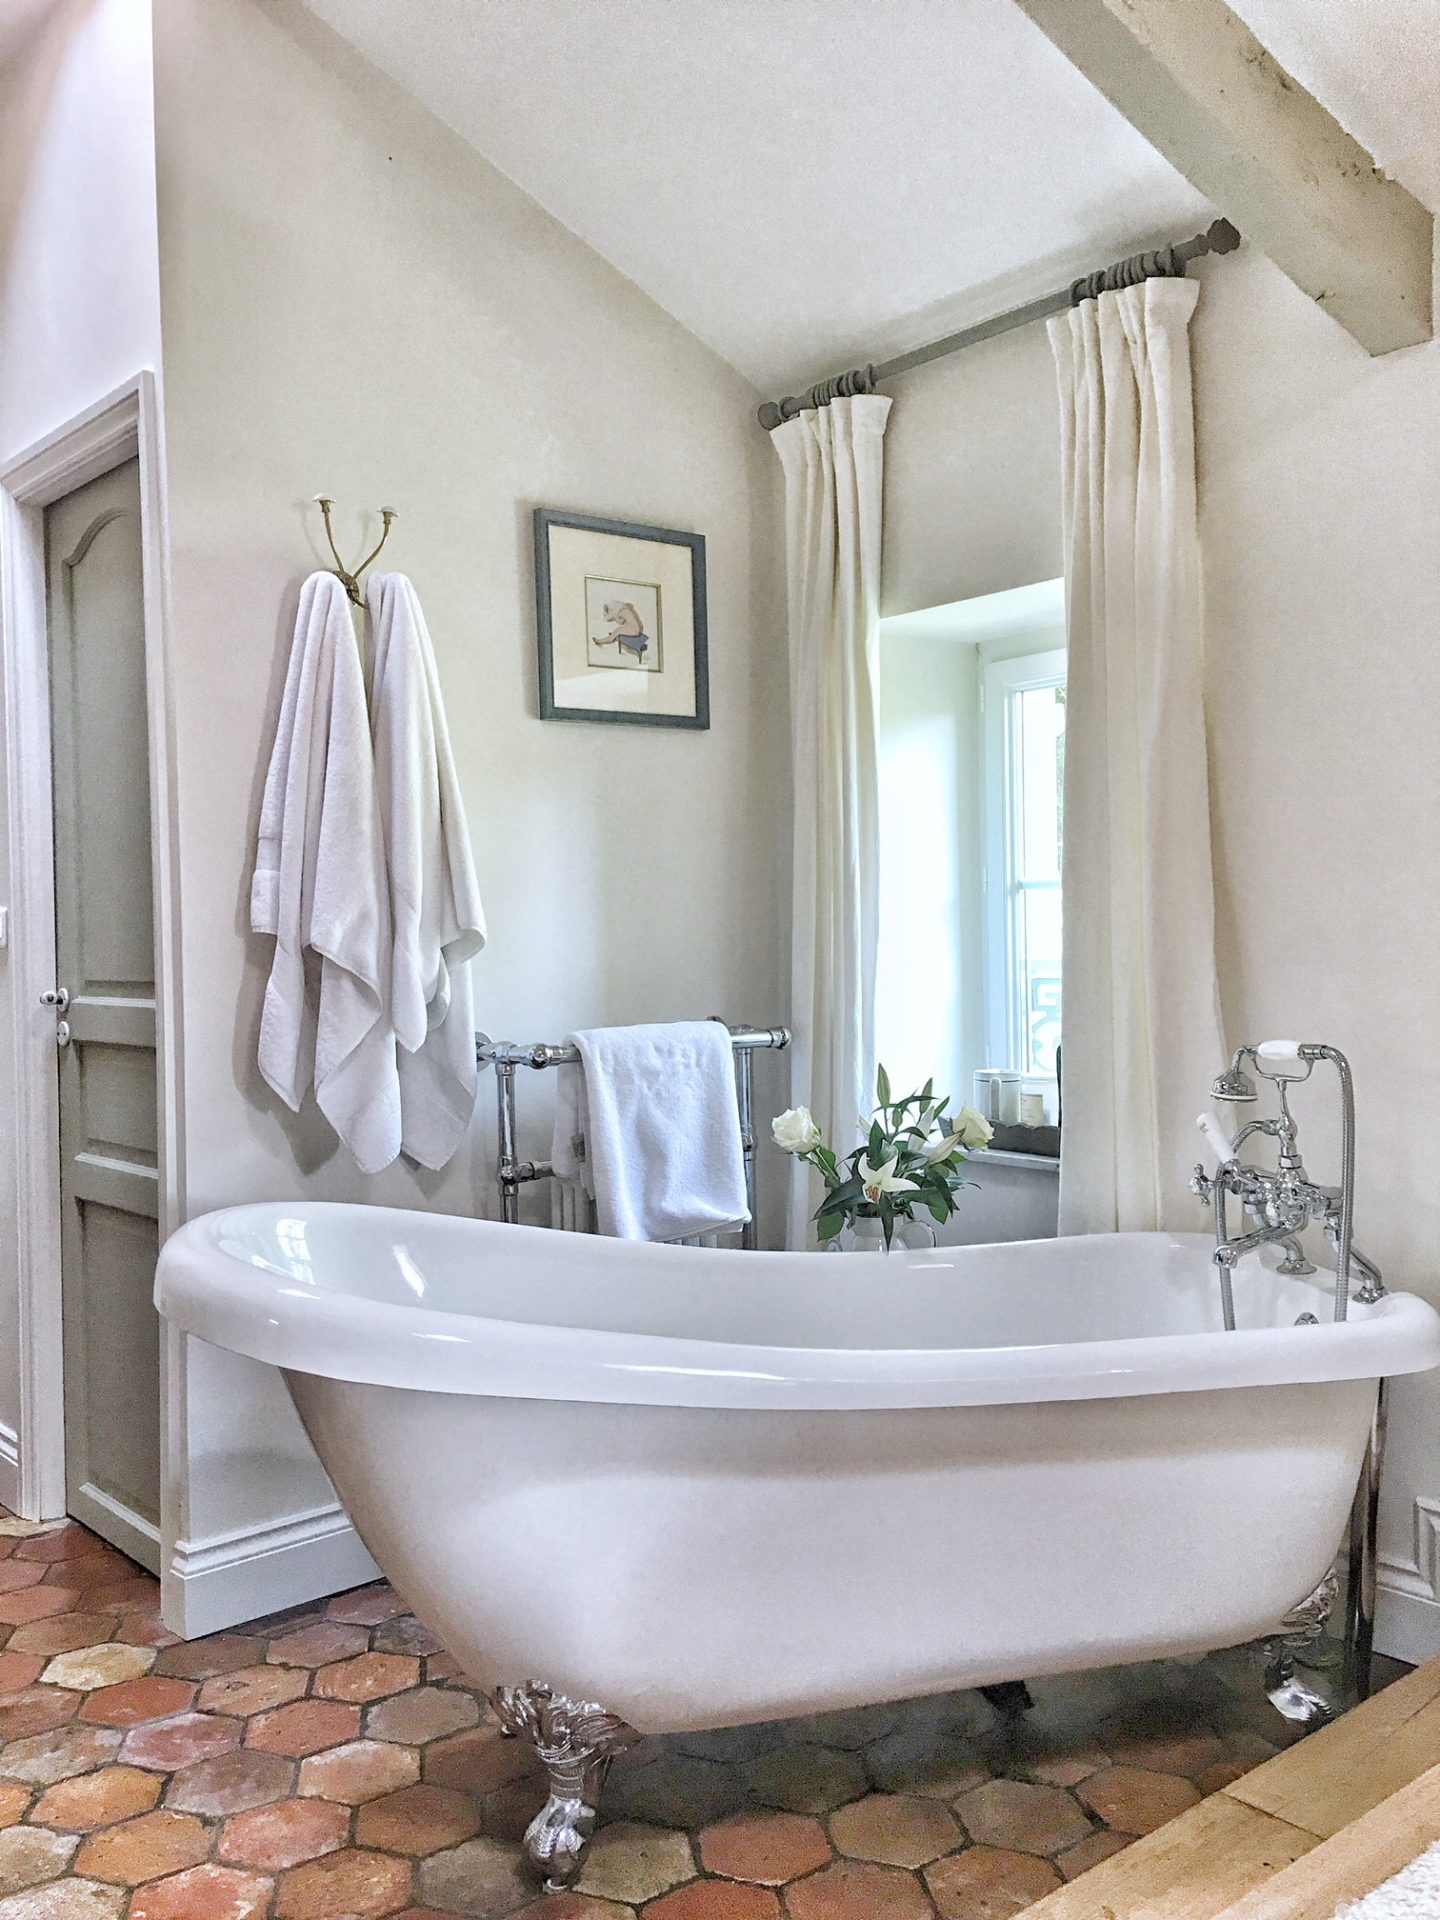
1211 1053 1258 1102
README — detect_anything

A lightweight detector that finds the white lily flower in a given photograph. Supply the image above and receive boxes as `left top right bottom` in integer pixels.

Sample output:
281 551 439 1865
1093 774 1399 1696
772 1107 821 1154
924 1129 965 1164
856 1154 920 1205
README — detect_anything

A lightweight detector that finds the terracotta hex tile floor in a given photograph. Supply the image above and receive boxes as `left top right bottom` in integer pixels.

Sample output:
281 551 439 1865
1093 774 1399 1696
0 1509 1397 1918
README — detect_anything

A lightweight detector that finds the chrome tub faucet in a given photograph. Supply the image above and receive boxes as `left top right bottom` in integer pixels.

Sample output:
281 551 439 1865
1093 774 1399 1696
1190 1042 1384 1329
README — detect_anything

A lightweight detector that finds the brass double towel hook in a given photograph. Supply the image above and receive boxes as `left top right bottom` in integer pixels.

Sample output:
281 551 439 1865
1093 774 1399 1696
314 495 398 605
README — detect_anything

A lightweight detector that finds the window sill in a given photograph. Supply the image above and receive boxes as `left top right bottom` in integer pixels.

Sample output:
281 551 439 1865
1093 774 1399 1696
969 1147 1060 1174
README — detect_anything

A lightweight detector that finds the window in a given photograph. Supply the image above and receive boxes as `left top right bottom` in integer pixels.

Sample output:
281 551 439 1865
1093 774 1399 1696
983 648 1065 1082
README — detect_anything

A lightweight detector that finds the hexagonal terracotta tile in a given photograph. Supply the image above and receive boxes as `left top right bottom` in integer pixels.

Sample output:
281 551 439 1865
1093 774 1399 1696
830 1791 963 1867
1075 1765 1201 1835
417 1833 534 1916
32 1765 162 1832
354 1781 481 1856
955 1778 1093 1855
785 1858 933 1920
0 1588 77 1628
0 1824 78 1894
744 1744 867 1816
647 1882 784 1918
267 1621 370 1667
0 1691 79 1743
0 1562 45 1595
0 1724 123 1786
314 1653 420 1703
7 1616 119 1659
197 1664 309 1718
786 1705 900 1751
120 1712 242 1772
865 1728 990 1801
297 1739 420 1805
0 1783 30 1828
699 1808 831 1883
129 1862 273 1919
153 1634 266 1683
925 1844 1062 1919
574 1821 697 1904
218 1797 350 1871
326 1586 408 1627
0 1651 44 1693
79 1678 196 1729
609 1751 745 1830
39 1645 155 1692
164 1749 295 1818
274 1845 413 1918
365 1685 479 1746
74 1809 210 1887
244 1700 360 1758
423 1725 543 1797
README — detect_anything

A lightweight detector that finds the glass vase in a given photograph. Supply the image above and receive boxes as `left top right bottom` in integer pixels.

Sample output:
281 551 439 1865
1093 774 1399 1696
824 1215 937 1254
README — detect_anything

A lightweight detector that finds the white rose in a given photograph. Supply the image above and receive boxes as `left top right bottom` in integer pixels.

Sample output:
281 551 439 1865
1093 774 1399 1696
772 1106 822 1154
953 1104 994 1151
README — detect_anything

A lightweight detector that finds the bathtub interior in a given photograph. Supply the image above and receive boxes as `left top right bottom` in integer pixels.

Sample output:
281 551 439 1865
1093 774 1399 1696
221 1209 1351 1350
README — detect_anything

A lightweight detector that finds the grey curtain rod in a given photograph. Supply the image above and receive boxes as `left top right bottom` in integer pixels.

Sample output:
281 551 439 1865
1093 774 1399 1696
756 216 1240 430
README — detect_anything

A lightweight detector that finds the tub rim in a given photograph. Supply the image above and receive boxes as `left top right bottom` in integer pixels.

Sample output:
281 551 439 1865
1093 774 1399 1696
154 1202 1440 1411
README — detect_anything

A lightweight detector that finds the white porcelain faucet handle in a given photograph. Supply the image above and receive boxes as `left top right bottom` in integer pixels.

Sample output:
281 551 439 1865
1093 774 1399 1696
1257 1040 1303 1065
1197 1112 1234 1165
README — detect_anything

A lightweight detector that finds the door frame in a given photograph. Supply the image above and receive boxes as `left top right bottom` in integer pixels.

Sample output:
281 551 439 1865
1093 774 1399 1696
0 373 184 1529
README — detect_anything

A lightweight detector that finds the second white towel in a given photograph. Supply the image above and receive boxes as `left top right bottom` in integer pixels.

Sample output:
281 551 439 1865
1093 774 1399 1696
553 1021 749 1242
368 572 487 1170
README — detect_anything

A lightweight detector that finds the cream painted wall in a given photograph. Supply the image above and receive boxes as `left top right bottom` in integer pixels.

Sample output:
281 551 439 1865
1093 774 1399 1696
0 0 162 1506
0 0 162 467
1191 245 1440 1660
150 0 786 1626
882 323 1062 619
877 240 1440 1660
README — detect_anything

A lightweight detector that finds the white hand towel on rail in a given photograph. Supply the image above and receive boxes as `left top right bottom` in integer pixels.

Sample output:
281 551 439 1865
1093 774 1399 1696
368 572 487 1169
251 571 401 1173
564 1021 749 1242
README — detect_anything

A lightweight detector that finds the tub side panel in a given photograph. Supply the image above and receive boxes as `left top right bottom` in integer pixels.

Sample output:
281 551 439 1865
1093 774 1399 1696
286 1374 1373 1732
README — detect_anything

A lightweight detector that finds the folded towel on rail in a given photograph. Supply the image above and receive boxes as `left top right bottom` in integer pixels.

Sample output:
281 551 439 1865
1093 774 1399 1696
368 572 487 1170
551 1020 749 1242
252 571 402 1173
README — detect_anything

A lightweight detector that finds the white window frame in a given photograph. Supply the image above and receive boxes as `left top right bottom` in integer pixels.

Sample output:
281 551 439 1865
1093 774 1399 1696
981 646 1066 1081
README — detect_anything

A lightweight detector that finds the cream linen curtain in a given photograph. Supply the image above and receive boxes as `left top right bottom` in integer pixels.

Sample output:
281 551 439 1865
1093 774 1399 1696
772 394 892 1248
1048 278 1224 1233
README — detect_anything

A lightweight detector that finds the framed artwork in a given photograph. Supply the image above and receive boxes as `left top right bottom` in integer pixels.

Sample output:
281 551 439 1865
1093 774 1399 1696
534 508 709 729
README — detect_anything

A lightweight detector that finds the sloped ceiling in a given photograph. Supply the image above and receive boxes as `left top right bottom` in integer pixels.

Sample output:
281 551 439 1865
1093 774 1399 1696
304 0 1435 393
301 0 1210 392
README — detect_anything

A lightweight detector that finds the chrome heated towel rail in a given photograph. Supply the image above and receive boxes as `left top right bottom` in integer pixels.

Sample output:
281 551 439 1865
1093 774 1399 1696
475 1022 790 1249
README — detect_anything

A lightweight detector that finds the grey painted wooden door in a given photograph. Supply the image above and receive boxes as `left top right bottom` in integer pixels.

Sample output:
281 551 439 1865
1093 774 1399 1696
45 459 161 1571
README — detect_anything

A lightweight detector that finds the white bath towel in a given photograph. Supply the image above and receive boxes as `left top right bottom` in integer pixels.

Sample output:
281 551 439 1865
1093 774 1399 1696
554 1021 749 1242
368 572 487 1169
252 572 402 1172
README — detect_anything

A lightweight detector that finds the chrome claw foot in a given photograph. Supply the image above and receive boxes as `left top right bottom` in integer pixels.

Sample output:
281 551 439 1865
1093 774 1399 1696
1262 1570 1339 1732
488 1681 640 1891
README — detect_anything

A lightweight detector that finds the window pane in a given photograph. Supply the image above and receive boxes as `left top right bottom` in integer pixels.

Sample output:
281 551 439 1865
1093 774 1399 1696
1009 678 1065 1076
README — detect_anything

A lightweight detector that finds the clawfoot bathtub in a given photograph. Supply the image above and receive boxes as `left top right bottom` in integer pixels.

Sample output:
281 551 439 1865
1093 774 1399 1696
157 1206 1440 1889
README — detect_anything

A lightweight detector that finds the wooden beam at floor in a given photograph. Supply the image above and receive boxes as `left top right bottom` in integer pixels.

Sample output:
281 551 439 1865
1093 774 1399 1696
1226 1657 1440 1839
1217 1762 1440 1919
1023 1794 1318 1920
1011 0 1433 355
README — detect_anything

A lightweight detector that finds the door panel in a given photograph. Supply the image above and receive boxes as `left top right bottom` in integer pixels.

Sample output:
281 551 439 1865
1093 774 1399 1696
45 459 161 1570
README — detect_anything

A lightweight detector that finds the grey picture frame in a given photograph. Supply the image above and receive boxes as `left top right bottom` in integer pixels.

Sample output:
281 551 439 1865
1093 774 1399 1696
534 507 709 729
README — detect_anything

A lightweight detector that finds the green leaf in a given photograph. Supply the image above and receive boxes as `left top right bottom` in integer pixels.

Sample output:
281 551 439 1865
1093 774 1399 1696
927 1193 952 1223
868 1118 884 1162
876 1062 892 1109
816 1211 846 1243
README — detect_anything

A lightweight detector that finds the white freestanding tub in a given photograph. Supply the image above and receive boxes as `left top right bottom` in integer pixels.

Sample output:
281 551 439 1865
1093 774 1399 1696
156 1204 1440 1885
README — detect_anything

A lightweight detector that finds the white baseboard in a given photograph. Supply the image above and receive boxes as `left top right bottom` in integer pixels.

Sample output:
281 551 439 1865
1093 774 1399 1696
163 1501 379 1640
1377 1575 1440 1666
0 1422 18 1517
1376 1493 1440 1665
